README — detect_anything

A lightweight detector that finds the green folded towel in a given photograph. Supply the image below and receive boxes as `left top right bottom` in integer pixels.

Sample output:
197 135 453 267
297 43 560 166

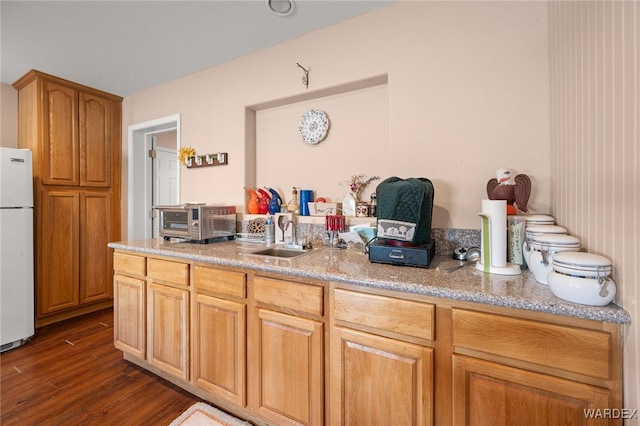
376 177 434 244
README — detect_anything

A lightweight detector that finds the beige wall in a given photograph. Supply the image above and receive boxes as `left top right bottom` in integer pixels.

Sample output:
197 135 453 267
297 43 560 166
549 0 640 415
122 1 551 231
0 82 18 148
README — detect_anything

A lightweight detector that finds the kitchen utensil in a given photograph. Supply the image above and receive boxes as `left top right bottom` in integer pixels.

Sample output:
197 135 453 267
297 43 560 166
447 247 481 272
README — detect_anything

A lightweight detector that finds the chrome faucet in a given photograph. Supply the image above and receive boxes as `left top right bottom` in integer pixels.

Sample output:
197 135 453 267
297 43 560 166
283 220 311 250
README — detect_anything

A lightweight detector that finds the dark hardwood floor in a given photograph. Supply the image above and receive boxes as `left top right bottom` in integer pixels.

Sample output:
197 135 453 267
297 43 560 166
1 308 200 425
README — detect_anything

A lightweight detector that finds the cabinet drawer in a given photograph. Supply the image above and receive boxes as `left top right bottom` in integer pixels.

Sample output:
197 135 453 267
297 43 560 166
147 258 189 286
193 265 246 298
253 276 323 316
333 289 434 341
113 252 146 277
452 309 611 380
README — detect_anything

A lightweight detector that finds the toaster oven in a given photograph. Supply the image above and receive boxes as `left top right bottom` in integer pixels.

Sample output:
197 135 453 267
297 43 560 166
154 203 236 242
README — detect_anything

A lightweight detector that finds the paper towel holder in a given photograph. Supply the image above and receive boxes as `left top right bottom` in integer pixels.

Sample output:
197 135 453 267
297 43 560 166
475 199 521 276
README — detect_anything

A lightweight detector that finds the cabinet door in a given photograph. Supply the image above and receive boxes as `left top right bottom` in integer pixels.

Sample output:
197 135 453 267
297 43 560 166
42 80 79 186
79 191 112 304
452 355 611 426
253 308 324 426
79 92 112 187
147 282 189 380
114 274 145 359
193 293 246 406
39 189 79 315
331 327 434 426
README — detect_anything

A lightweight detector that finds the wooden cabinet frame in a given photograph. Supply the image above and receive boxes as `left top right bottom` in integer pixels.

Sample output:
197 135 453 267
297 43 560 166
14 69 122 327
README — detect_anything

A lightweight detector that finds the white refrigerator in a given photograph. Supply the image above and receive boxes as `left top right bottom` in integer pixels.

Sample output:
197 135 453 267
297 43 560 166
0 147 35 352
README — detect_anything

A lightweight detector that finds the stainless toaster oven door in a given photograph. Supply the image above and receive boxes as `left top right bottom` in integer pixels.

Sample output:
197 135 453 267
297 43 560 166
158 208 190 238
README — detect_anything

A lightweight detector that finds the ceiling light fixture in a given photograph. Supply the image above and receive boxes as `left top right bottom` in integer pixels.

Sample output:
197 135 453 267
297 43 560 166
266 0 295 17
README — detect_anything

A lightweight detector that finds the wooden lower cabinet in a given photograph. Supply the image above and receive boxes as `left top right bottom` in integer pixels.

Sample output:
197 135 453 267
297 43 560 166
113 274 145 359
38 188 113 319
79 191 113 304
40 189 79 315
111 251 623 426
192 293 246 406
330 326 434 426
251 308 324 426
113 252 146 359
452 355 610 426
147 282 189 381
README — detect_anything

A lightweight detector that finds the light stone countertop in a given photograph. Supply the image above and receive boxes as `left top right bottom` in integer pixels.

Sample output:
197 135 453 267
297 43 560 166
108 238 631 324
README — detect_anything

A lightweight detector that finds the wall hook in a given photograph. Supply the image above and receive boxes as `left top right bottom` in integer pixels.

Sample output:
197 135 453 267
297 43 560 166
296 62 309 89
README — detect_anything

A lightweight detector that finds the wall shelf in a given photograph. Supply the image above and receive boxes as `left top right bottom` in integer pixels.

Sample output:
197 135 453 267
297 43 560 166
185 153 228 169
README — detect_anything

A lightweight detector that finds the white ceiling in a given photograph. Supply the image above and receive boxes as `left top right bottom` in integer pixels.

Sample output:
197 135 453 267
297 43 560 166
1 0 395 97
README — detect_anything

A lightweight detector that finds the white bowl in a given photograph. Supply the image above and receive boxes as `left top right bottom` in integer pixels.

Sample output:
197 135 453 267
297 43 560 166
547 252 615 306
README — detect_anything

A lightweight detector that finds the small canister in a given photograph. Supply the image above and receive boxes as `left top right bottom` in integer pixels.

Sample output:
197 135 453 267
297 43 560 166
369 193 377 217
507 215 526 268
547 252 616 306
523 225 567 267
264 217 275 245
356 202 369 217
526 234 580 284
525 224 567 241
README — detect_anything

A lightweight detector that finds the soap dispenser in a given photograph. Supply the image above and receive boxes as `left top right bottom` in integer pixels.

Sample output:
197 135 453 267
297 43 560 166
288 187 299 215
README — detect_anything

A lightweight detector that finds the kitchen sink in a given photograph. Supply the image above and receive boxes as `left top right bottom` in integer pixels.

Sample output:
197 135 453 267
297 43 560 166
248 247 314 259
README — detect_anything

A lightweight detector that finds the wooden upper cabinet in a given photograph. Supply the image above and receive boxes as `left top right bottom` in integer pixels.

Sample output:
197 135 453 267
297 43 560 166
43 80 79 185
14 69 120 188
79 92 112 187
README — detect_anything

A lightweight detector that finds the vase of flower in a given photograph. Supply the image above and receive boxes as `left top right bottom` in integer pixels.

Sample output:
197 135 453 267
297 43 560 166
340 174 379 216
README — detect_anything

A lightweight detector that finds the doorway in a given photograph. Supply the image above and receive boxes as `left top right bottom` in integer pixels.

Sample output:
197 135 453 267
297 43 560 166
127 114 181 240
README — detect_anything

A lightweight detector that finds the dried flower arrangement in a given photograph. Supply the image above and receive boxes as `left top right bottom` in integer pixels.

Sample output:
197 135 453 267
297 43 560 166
341 174 379 201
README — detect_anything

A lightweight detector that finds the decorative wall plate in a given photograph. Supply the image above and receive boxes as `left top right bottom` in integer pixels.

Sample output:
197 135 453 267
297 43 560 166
298 109 329 145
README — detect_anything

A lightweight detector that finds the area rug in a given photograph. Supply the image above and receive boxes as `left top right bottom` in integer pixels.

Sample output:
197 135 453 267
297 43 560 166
169 402 251 426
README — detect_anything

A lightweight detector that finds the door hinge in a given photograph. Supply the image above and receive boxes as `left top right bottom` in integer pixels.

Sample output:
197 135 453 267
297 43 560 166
149 209 156 219
148 149 157 159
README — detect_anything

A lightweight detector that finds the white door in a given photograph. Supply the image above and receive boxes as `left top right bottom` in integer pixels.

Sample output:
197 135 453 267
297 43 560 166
152 142 179 237
127 115 181 240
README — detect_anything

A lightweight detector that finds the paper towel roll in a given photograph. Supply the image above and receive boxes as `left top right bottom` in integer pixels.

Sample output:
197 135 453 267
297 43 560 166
482 199 507 268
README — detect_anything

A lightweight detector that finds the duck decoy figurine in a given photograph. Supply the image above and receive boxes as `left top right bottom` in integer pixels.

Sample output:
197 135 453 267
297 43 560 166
486 168 531 215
